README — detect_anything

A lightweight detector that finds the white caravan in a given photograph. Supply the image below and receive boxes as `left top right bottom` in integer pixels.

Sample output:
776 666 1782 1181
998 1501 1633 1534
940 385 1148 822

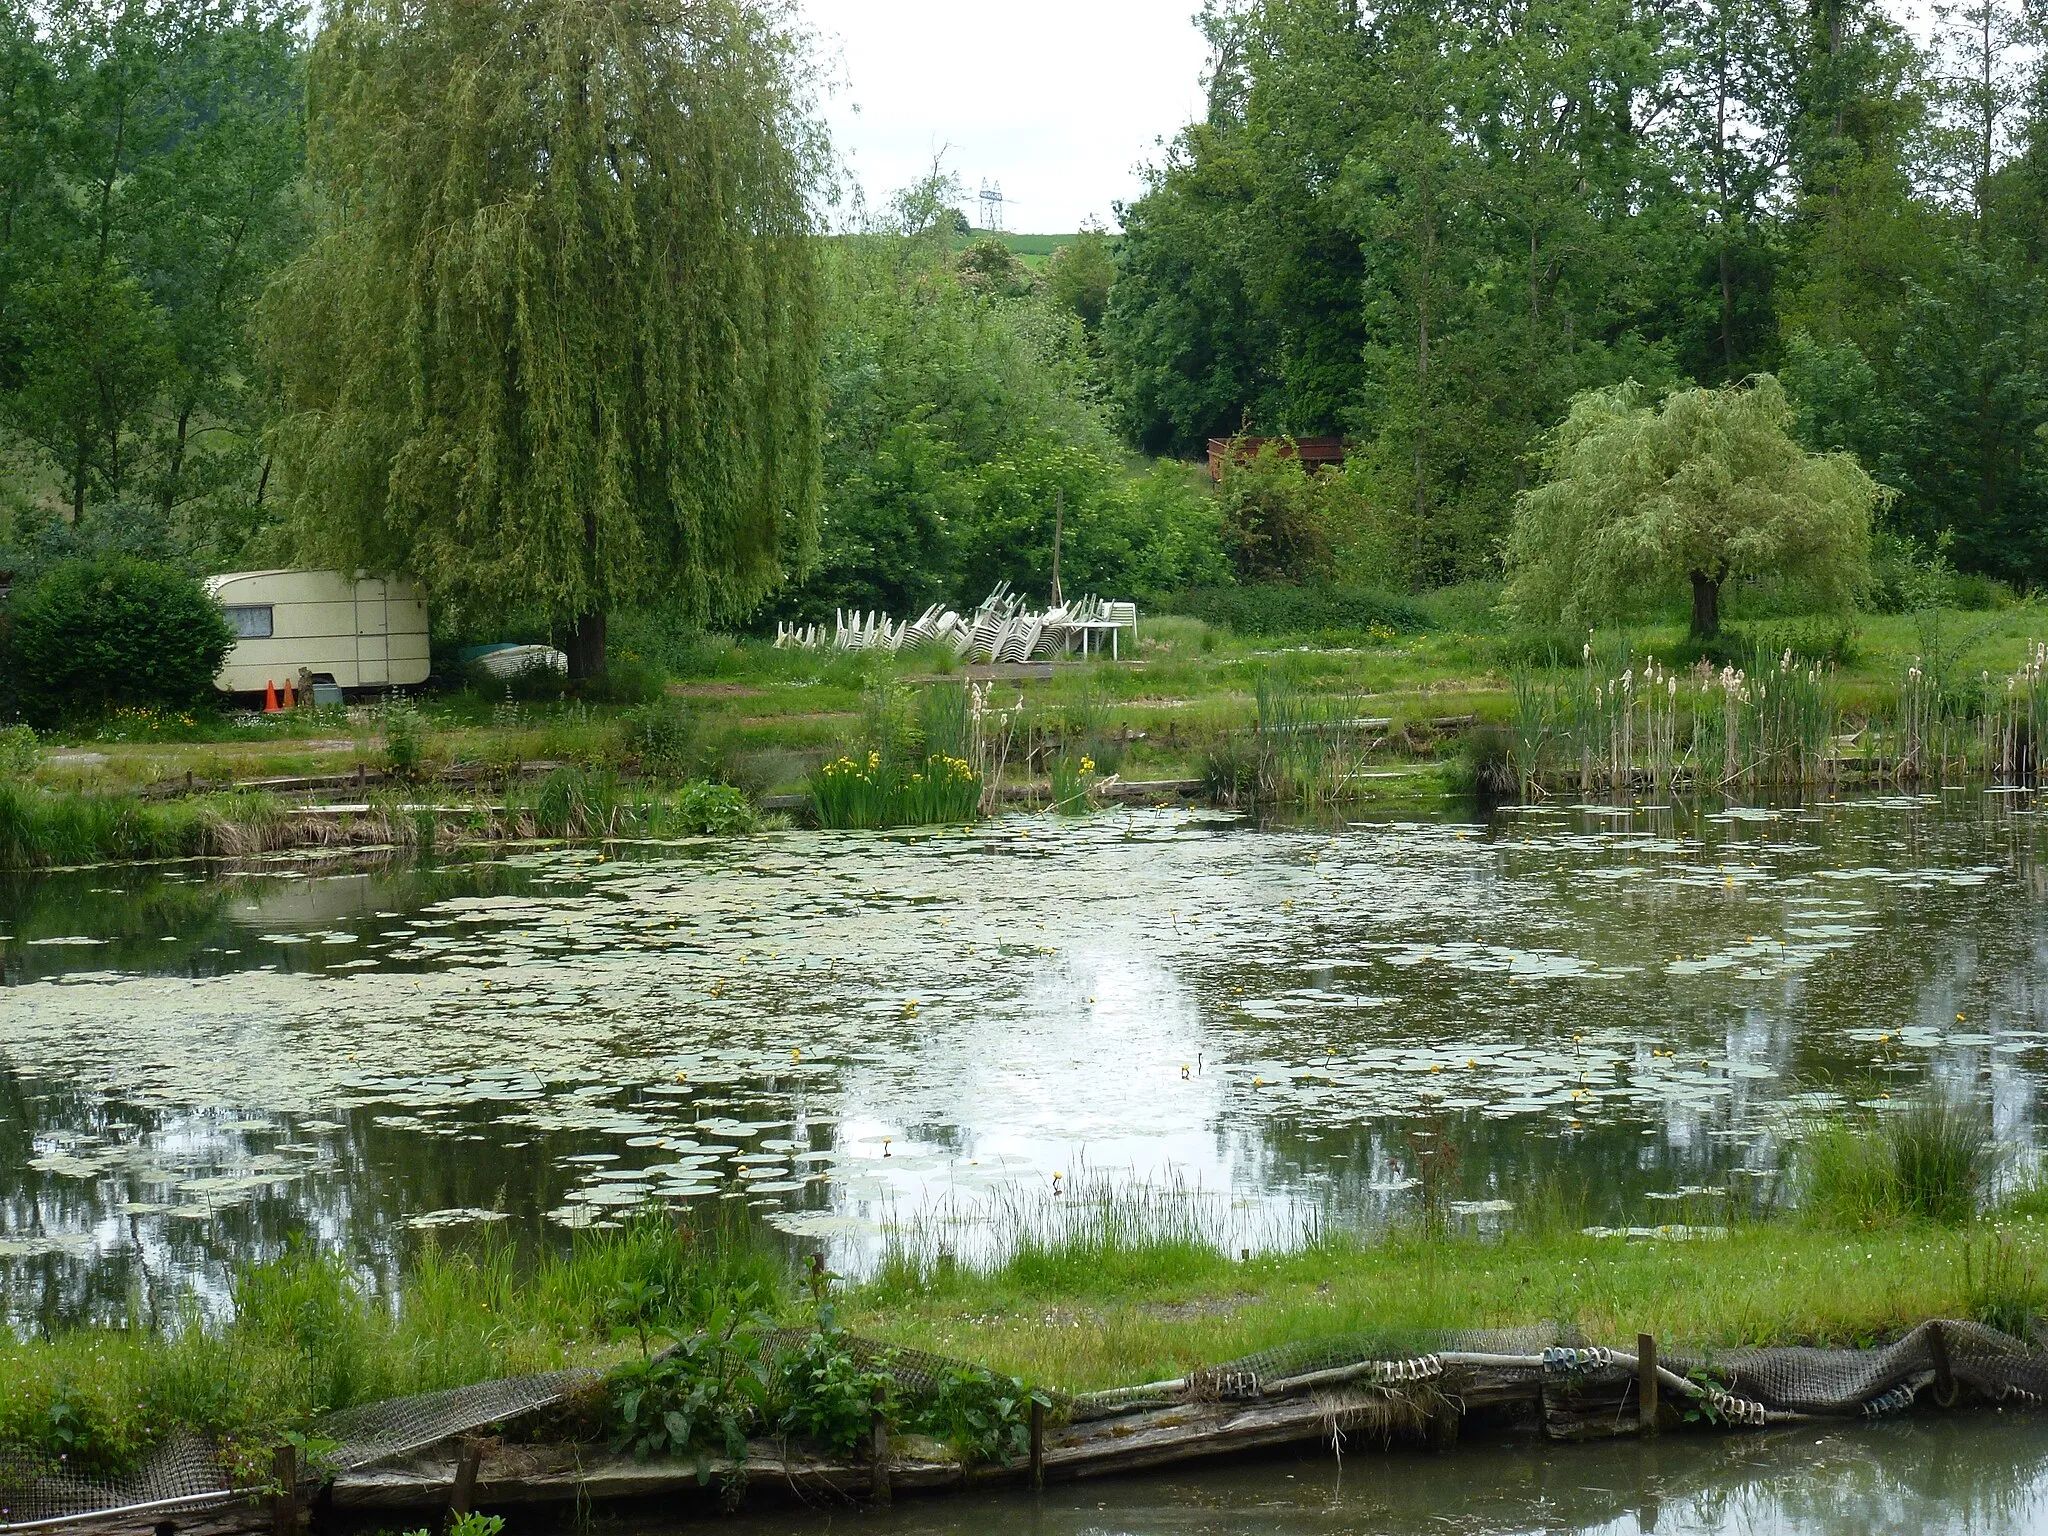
206 569 430 695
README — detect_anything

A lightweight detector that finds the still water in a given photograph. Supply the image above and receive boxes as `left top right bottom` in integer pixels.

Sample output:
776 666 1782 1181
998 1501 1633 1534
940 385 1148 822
2 794 2046 1324
708 1416 2048 1535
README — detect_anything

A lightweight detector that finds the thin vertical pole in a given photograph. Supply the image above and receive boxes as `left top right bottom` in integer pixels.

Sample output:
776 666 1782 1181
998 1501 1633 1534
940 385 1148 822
1029 1399 1045 1488
1638 1332 1659 1435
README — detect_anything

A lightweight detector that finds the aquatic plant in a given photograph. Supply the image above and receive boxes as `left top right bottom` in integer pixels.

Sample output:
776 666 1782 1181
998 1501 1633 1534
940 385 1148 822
809 751 981 830
1047 753 1098 815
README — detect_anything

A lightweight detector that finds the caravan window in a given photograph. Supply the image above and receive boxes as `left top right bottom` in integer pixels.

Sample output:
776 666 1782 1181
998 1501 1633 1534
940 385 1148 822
225 605 273 638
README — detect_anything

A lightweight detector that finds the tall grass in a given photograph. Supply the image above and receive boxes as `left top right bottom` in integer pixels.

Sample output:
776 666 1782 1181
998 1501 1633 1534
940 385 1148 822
0 1209 787 1481
810 676 985 829
1200 674 1378 810
1798 1098 1991 1227
1498 636 2048 795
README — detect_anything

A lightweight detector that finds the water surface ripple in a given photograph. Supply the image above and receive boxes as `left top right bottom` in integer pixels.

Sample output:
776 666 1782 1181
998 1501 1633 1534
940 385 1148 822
3 795 2045 1320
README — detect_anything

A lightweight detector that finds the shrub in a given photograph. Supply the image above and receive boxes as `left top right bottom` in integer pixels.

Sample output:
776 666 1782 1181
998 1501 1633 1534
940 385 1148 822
624 701 705 783
10 558 233 725
668 781 755 836
1159 584 1428 639
0 725 39 777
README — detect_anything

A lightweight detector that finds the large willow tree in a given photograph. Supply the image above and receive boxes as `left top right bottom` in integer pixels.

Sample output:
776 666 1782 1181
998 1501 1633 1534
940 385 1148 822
261 0 823 674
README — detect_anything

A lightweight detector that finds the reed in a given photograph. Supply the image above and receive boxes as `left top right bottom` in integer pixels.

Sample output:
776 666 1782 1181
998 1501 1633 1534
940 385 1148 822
1243 674 1377 808
1501 636 2048 796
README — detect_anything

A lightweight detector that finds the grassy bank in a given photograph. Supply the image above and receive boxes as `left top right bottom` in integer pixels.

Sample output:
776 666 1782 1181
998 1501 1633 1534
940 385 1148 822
7 1111 2047 1483
5 594 2048 848
0 772 756 868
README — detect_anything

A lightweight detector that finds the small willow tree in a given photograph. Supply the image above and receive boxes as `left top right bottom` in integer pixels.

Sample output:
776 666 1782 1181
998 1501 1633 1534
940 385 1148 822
1504 377 1882 639
260 0 823 674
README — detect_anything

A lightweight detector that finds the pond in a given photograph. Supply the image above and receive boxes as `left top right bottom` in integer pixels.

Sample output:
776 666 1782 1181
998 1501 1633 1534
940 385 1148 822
2 793 2045 1323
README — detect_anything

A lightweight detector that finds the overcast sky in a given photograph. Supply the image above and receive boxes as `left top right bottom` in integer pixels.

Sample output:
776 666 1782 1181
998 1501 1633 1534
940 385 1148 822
801 1 1214 233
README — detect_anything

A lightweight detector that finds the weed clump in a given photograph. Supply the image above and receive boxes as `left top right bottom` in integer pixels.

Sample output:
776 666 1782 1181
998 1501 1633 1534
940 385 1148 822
1799 1098 1990 1227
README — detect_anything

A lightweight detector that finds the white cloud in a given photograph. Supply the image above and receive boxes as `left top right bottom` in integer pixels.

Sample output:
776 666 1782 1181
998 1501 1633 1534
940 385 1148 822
801 1 1213 233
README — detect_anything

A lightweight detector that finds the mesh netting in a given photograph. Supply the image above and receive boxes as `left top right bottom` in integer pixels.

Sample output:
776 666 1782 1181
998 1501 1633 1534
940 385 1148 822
1667 1320 2048 1414
0 1430 231 1532
318 1367 605 1471
7 1320 2047 1532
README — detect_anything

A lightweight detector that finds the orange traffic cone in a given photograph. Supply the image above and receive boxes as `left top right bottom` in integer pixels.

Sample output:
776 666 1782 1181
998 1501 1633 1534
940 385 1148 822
264 679 279 713
284 676 297 708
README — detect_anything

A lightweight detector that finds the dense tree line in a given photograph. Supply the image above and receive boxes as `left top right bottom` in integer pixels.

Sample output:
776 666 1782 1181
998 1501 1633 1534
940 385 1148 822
1104 0 2048 587
0 0 304 565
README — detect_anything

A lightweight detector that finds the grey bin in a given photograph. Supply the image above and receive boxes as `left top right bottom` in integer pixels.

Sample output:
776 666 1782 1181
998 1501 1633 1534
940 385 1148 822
312 682 346 707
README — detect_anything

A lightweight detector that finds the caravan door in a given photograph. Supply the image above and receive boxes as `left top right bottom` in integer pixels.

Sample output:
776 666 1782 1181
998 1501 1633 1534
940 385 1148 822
353 576 390 686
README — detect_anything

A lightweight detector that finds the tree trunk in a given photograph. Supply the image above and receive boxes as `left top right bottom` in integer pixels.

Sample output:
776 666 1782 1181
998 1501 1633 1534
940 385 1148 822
1689 570 1722 639
568 611 607 679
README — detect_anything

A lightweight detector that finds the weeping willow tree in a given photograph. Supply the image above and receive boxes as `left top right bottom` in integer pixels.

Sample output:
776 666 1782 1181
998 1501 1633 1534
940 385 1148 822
260 0 823 675
1504 377 1881 640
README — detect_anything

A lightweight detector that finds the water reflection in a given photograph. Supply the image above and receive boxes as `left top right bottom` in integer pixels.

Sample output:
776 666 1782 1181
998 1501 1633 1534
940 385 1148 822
2 795 2047 1321
702 1415 2048 1535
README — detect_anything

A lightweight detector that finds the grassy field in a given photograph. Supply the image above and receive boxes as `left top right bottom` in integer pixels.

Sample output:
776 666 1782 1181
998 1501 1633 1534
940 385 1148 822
20 592 2047 811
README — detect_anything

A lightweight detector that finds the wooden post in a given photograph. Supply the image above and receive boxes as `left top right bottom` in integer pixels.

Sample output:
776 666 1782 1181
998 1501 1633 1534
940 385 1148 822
1928 1320 1957 1407
869 1386 891 1504
1029 1398 1045 1488
1637 1332 1659 1435
270 1445 298 1536
450 1439 483 1518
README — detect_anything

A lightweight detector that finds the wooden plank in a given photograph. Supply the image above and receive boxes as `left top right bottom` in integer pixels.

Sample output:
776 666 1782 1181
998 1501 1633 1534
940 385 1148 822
327 1368 1549 1513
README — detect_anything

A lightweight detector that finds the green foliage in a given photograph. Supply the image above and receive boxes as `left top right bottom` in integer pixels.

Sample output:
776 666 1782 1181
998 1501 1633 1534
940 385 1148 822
624 702 706 784
607 1313 769 1476
668 782 757 837
1964 1234 2048 1338
576 658 667 707
810 752 981 830
1213 443 1334 582
9 558 233 724
0 725 40 777
1044 226 1115 331
1159 584 1427 639
1101 0 2048 592
1047 753 1098 814
905 1367 1048 1466
381 702 426 779
1505 378 1882 638
775 1329 894 1456
0 0 304 539
262 0 823 655
791 176 1225 618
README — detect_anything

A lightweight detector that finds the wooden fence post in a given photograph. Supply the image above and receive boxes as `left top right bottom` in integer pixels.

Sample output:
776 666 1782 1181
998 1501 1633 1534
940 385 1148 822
869 1386 891 1504
450 1439 484 1518
270 1445 298 1536
1637 1333 1659 1435
1029 1399 1045 1488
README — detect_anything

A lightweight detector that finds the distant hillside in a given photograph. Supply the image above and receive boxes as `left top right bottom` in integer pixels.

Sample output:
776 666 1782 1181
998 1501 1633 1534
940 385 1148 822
956 229 1078 270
